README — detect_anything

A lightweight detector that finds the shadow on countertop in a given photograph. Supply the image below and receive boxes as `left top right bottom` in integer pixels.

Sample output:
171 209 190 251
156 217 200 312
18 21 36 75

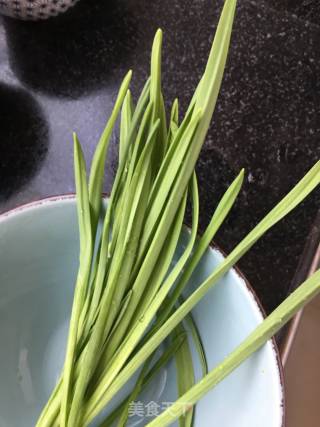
0 83 48 200
2 0 138 99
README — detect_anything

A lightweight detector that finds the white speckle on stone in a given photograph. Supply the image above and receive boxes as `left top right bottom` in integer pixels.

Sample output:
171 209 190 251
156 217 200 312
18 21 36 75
248 172 255 183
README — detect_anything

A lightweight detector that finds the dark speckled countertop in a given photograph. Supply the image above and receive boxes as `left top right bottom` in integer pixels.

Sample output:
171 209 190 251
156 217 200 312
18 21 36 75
0 0 319 316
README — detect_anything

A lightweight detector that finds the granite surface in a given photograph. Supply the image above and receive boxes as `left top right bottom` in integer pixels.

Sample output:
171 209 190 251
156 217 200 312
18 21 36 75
0 0 319 314
267 0 320 24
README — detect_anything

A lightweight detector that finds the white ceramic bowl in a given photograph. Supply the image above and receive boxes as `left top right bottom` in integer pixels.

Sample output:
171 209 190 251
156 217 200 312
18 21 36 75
0 196 284 426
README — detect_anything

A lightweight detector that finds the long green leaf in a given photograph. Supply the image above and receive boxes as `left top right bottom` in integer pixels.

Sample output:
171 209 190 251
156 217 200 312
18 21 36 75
180 300 208 379
99 188 188 366
138 0 236 262
99 333 187 427
85 98 153 332
168 98 179 146
119 90 133 164
96 113 202 365
88 71 132 237
84 160 320 423
147 268 320 426
155 168 244 327
36 78 153 427
85 173 200 421
174 323 195 427
67 120 161 427
60 134 93 427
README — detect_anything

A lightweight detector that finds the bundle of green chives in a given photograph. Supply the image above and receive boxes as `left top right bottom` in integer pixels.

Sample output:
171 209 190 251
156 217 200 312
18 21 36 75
36 0 320 426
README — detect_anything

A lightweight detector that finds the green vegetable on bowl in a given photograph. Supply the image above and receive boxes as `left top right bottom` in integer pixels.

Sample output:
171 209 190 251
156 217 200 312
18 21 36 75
35 0 320 426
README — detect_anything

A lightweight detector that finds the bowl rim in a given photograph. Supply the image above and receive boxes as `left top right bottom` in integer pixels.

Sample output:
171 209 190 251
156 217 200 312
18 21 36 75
0 194 285 426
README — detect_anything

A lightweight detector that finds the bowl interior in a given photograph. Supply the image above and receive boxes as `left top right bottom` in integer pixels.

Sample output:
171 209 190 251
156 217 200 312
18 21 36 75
0 197 283 427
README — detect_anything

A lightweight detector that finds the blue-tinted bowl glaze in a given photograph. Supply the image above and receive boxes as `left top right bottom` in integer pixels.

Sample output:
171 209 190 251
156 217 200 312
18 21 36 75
0 196 284 426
